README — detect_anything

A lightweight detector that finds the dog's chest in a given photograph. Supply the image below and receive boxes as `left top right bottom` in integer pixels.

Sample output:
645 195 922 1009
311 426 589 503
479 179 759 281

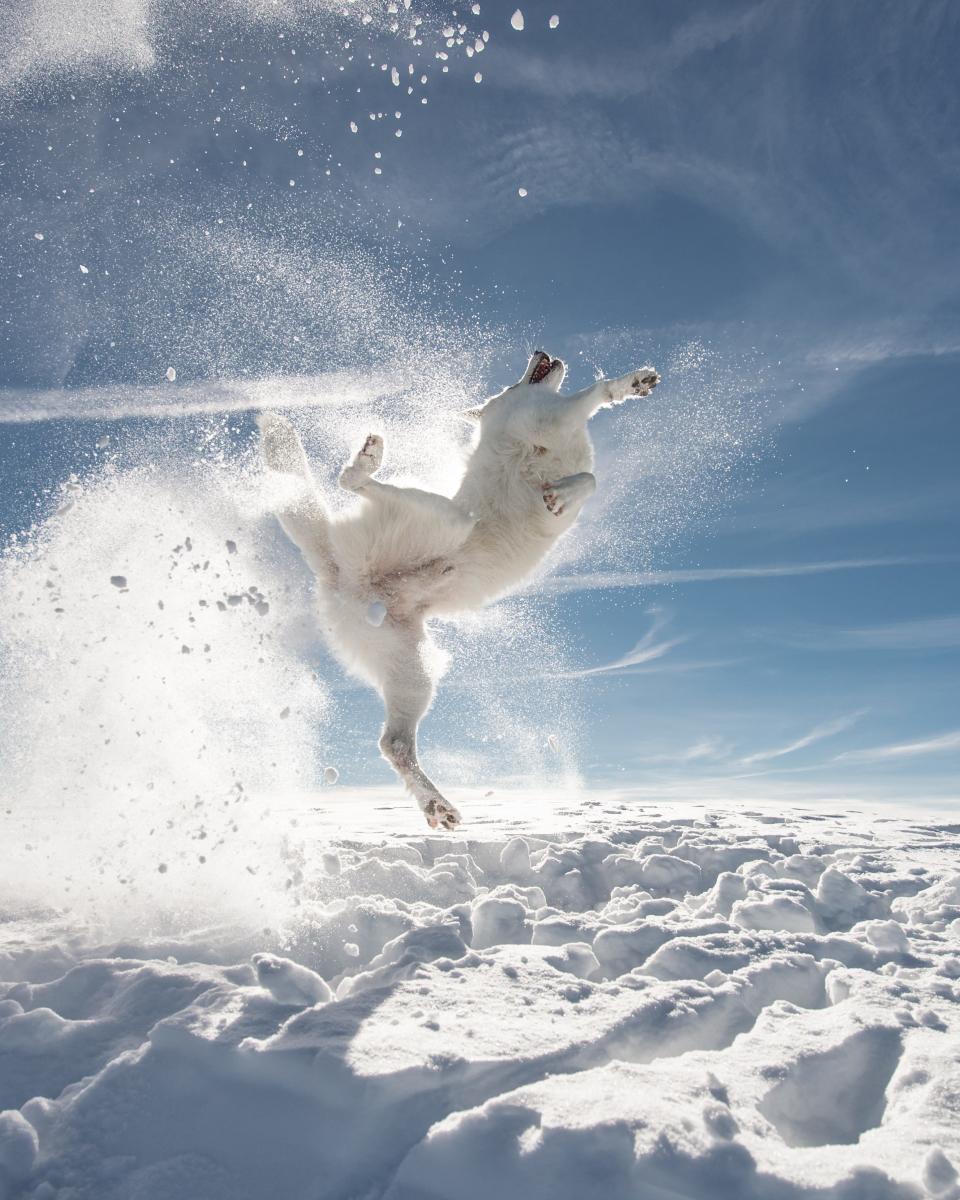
529 434 593 481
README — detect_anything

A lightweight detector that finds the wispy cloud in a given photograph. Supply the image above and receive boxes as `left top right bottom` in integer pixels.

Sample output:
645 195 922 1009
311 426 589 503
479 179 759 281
835 730 960 763
613 657 739 678
482 4 774 102
0 373 390 425
634 735 734 766
739 711 865 766
537 556 950 595
566 608 687 678
776 615 960 653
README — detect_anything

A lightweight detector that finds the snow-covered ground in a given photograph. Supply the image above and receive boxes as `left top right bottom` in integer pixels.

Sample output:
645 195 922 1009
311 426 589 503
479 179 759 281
1 791 958 1199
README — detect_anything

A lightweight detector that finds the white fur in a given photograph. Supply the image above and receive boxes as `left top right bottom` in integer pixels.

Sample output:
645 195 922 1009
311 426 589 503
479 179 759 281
258 352 659 829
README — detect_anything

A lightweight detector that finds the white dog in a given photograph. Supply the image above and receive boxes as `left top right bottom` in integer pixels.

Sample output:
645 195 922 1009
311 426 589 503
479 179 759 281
258 351 659 830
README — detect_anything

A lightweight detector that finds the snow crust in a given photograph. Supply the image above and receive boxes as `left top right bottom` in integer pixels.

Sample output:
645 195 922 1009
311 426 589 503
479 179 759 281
1 795 958 1199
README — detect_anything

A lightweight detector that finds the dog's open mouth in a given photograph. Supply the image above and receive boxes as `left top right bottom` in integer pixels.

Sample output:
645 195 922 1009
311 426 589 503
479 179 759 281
528 350 562 384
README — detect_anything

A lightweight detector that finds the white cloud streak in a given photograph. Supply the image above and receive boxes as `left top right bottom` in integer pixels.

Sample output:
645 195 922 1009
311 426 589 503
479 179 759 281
835 730 960 763
537 556 949 595
739 711 865 767
783 616 960 653
565 609 686 678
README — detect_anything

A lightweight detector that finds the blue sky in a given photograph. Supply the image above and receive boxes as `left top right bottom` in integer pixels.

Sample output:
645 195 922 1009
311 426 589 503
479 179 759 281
1 0 958 806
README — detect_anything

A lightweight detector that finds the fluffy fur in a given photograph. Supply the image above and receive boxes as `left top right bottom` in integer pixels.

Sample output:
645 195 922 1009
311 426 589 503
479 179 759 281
259 351 659 829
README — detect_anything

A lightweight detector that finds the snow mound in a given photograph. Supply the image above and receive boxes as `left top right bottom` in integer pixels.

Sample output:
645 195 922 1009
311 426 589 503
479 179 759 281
1 798 958 1199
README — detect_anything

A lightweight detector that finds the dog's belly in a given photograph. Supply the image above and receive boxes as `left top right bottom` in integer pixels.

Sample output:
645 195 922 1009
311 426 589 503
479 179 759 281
427 515 562 613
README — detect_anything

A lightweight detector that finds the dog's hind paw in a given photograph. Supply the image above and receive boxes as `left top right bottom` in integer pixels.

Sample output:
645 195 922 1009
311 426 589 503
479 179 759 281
340 433 384 492
258 411 309 476
421 794 462 831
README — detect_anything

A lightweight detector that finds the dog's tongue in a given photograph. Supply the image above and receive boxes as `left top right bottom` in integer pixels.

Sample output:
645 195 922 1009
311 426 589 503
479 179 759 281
529 352 553 384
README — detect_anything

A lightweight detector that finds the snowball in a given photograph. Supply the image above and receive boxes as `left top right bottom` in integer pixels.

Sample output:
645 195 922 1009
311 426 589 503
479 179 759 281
252 953 332 1005
635 853 702 896
518 187 528 197
0 1109 38 1180
732 893 818 934
863 919 909 953
542 942 600 981
165 366 176 382
323 765 339 785
471 895 529 949
923 1147 957 1196
510 9 524 30
473 72 482 83
499 836 530 875
549 14 559 28
817 865 885 924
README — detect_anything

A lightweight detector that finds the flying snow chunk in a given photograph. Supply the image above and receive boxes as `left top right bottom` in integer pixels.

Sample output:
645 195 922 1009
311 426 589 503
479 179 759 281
366 600 387 626
350 121 359 133
549 14 559 28
110 575 127 589
33 232 44 240
474 72 482 83
79 264 89 274
323 766 340 785
391 66 400 86
511 9 524 30
165 367 176 382
518 187 528 197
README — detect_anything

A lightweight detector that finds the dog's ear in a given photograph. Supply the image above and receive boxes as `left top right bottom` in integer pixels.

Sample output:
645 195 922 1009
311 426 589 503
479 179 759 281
459 406 485 423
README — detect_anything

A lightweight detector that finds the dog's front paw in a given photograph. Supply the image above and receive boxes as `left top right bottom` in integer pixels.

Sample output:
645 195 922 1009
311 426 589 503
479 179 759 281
542 473 596 518
626 367 660 397
542 482 565 516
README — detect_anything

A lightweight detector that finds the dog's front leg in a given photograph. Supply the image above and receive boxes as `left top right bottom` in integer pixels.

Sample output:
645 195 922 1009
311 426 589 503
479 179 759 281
567 368 660 419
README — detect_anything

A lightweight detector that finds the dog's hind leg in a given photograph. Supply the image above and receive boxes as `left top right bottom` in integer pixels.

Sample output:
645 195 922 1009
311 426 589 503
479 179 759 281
340 433 476 535
339 433 384 492
258 411 315 478
258 412 337 586
378 626 461 831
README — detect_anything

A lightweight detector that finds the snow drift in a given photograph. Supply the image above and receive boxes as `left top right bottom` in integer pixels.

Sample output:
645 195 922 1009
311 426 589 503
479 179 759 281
1 797 958 1199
